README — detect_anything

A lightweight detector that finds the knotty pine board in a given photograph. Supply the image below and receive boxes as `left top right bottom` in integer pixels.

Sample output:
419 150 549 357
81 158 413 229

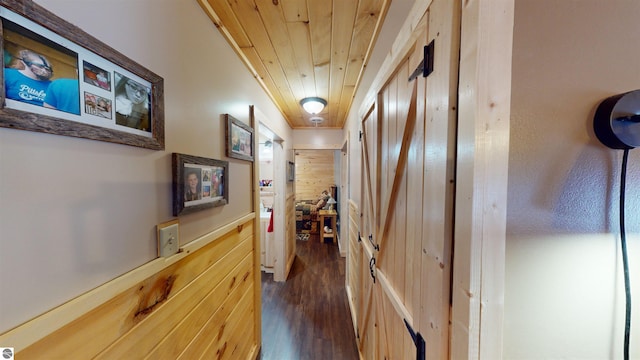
294 149 335 201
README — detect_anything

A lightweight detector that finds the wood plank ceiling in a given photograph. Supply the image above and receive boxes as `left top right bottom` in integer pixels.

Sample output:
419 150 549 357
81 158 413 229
198 0 391 129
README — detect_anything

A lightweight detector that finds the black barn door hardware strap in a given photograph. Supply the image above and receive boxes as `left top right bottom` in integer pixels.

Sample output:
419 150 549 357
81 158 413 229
369 257 376 283
408 40 435 82
404 319 426 360
368 234 379 251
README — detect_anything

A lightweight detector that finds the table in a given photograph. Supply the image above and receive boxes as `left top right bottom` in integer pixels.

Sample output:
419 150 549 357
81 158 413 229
318 209 337 243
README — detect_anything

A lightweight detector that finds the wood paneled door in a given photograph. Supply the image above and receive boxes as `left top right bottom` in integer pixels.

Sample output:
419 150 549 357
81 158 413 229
348 0 460 358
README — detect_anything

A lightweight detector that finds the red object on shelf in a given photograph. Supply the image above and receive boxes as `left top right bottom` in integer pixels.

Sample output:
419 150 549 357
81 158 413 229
267 210 274 232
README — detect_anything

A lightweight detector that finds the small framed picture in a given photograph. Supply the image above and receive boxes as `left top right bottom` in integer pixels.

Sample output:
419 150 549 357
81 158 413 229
287 161 295 182
225 114 254 162
172 153 229 216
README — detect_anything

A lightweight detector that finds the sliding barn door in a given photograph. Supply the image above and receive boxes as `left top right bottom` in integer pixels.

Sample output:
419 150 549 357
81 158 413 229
354 0 459 358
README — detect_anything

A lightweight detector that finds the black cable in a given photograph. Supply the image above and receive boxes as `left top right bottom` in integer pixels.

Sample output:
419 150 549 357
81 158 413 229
620 148 631 360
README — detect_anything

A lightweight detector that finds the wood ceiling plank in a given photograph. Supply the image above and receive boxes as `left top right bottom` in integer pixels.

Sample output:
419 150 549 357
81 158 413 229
308 0 332 101
328 0 358 127
241 47 298 124
229 0 301 125
287 21 317 100
202 0 252 47
344 0 386 87
342 0 391 129
281 97 306 125
283 0 315 117
256 0 307 104
201 0 302 127
200 0 266 102
336 84 354 127
281 0 309 22
228 0 280 78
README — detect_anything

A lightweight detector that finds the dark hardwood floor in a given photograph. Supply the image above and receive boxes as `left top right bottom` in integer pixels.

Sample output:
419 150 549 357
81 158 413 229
259 235 358 360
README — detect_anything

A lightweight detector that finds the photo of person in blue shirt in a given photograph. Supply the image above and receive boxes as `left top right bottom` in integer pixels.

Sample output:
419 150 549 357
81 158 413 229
4 49 53 106
43 78 80 115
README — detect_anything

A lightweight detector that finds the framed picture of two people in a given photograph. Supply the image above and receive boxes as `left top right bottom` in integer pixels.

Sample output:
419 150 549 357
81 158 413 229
0 0 165 150
172 153 229 216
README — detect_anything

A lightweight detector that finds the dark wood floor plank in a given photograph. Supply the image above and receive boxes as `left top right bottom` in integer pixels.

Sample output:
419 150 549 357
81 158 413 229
260 236 358 360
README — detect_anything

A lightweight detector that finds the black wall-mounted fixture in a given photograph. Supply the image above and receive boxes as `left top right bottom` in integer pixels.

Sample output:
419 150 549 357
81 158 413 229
593 90 636 360
594 90 640 149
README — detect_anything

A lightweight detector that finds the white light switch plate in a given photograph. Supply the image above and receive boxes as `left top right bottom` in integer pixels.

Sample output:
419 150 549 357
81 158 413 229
158 223 179 257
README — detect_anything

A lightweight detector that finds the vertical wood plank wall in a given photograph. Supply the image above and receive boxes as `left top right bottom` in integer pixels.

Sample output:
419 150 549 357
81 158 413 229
9 218 259 359
451 0 513 358
294 149 335 200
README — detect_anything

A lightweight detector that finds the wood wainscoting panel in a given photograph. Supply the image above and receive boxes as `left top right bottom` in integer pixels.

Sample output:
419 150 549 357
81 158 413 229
144 255 253 359
285 192 296 277
16 219 258 359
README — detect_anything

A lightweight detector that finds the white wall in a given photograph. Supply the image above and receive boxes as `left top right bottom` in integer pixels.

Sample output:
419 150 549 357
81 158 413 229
0 0 289 333
505 0 640 358
258 142 274 184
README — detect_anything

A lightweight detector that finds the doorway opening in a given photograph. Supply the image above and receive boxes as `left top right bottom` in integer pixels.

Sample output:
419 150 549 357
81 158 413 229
257 121 291 281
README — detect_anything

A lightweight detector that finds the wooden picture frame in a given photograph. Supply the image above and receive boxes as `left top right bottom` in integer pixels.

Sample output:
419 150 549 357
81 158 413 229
0 1 165 150
172 153 229 216
225 114 254 162
287 161 295 182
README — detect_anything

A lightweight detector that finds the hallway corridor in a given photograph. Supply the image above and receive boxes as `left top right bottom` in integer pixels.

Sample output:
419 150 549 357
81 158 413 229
260 237 358 360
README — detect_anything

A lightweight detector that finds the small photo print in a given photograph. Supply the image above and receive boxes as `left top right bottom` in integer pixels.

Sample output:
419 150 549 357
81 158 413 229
231 123 252 157
211 167 224 198
184 167 202 203
203 185 211 197
84 92 112 119
114 72 151 132
83 61 111 91
202 169 212 182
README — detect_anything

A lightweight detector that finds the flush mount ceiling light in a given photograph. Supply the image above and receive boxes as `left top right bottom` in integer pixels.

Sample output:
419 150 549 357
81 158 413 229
310 117 324 127
300 97 327 114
